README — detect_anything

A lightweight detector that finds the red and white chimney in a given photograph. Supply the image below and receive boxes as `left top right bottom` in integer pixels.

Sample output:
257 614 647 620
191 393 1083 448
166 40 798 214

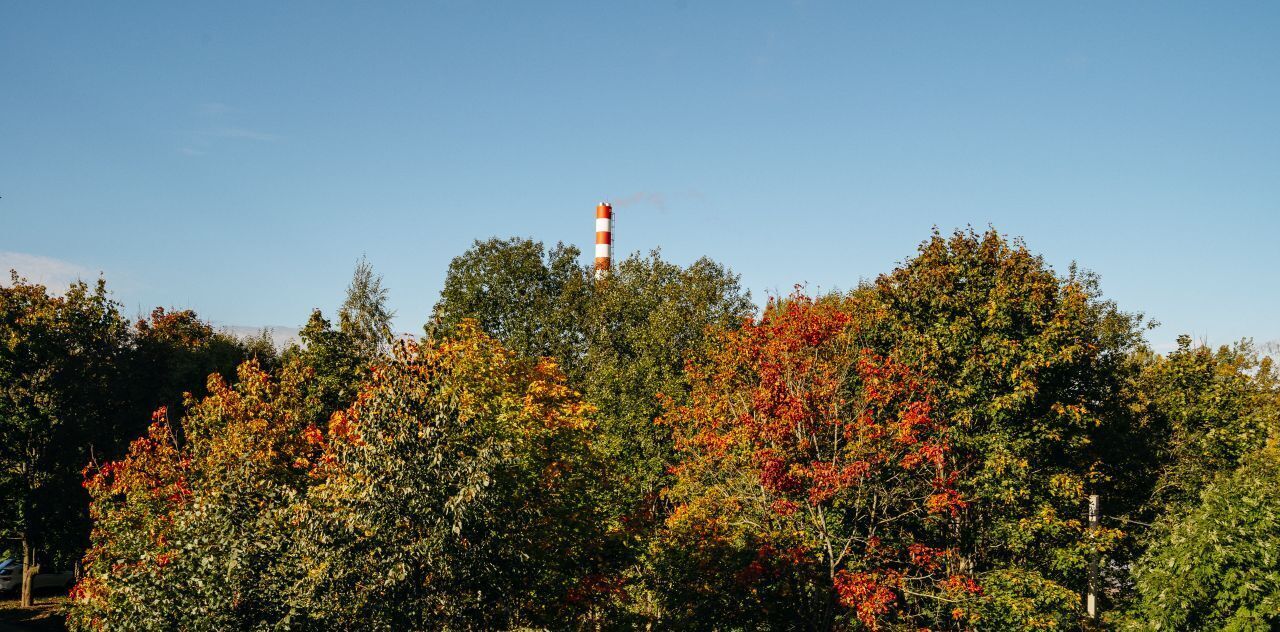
594 202 612 279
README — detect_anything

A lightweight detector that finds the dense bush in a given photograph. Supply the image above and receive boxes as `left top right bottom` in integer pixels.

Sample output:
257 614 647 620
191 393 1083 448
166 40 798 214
71 323 606 631
7 228 1270 630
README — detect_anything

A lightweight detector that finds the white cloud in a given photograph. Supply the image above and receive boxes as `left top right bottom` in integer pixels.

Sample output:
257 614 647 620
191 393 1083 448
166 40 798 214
0 252 100 290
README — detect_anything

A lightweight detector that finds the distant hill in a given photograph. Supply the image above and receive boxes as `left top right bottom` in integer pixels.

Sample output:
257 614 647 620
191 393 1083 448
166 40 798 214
215 325 418 351
218 325 302 350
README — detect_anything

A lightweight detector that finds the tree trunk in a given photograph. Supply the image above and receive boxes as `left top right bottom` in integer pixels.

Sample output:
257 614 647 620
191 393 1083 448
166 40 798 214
20 533 36 608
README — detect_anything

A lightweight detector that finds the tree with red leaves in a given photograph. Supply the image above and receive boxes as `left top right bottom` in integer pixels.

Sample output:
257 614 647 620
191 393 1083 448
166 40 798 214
656 292 976 630
69 361 321 630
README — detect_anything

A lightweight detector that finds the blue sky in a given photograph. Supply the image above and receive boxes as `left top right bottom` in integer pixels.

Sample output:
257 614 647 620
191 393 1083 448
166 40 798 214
2 2 1277 349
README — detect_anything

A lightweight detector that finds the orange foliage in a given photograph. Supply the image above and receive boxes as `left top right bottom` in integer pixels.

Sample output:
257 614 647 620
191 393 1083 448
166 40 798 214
662 291 975 627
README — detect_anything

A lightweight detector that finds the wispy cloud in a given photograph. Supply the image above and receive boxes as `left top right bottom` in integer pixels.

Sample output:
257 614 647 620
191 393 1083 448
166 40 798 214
0 252 100 290
1064 52 1092 69
199 102 234 116
198 127 281 142
179 103 281 156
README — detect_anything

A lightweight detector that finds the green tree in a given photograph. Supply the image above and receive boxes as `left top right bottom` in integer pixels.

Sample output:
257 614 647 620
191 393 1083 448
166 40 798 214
1125 444 1280 630
1103 336 1280 623
433 241 751 505
431 238 591 375
286 322 603 629
849 229 1148 627
339 255 395 361
584 251 753 518
431 241 753 620
284 258 398 418
285 309 364 418
0 273 133 606
1129 336 1279 512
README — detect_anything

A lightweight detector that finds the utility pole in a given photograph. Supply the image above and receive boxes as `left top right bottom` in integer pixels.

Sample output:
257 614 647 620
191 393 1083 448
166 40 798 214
1087 494 1100 623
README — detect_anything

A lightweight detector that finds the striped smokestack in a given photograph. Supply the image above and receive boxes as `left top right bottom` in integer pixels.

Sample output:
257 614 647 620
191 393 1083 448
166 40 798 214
594 202 612 279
